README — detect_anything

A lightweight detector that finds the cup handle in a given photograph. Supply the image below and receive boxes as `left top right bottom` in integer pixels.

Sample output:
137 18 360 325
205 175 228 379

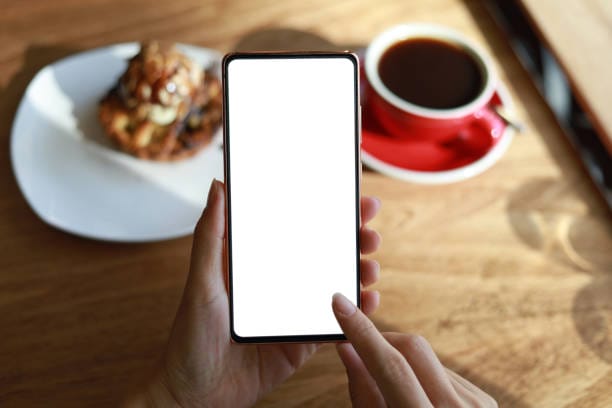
470 105 505 140
451 106 506 156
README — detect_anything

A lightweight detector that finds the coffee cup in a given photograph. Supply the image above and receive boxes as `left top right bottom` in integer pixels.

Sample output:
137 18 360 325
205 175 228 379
364 23 504 143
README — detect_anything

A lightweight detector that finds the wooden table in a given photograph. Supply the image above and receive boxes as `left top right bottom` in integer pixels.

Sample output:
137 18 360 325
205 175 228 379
1 0 611 406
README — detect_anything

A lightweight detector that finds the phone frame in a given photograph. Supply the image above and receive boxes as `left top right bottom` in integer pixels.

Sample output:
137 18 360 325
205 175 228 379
222 52 362 344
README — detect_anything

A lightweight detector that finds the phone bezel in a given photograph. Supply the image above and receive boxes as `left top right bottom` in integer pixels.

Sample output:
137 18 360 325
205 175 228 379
222 52 361 344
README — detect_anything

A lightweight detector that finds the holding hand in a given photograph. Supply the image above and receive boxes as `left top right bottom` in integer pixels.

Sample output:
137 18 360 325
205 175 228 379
125 180 382 407
332 293 498 408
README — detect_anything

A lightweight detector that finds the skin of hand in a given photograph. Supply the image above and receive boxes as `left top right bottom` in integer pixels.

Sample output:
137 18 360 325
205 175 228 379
125 179 383 407
332 293 498 408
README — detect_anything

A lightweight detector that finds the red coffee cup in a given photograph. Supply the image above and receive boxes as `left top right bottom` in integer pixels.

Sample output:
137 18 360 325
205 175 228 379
365 24 504 143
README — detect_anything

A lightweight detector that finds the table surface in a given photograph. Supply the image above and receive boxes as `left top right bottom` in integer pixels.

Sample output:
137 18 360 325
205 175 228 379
1 0 611 406
520 0 612 154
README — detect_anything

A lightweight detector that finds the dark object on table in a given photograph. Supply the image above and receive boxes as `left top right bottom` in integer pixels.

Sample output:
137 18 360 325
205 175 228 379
485 0 612 211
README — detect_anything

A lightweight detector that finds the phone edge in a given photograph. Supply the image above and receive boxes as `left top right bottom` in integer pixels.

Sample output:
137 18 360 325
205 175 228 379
223 52 361 344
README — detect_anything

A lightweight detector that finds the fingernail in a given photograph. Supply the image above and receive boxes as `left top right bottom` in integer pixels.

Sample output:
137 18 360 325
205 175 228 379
373 260 381 277
333 293 357 317
206 178 219 207
373 197 382 208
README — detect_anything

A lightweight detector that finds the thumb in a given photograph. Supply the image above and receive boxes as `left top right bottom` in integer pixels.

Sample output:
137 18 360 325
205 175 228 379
185 179 226 304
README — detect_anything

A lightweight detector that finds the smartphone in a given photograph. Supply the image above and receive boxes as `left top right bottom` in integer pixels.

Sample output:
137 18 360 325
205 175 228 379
223 52 360 343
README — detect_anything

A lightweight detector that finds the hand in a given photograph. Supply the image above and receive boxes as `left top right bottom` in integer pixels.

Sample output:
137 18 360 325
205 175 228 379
331 293 497 408
125 180 383 407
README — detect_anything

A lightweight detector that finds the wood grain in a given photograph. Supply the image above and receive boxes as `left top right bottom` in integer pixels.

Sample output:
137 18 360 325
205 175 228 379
520 0 612 154
0 0 611 407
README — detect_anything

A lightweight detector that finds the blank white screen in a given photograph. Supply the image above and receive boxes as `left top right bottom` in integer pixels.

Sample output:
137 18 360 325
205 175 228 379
227 56 359 338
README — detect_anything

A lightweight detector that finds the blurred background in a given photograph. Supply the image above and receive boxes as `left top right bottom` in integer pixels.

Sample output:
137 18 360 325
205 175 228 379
0 0 610 406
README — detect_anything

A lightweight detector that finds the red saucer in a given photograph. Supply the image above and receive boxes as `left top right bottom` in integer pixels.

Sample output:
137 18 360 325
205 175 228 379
361 80 508 172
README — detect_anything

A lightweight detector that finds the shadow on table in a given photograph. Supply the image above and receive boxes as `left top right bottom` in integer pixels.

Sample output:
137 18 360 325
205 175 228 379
506 180 612 363
462 1 612 367
506 178 612 273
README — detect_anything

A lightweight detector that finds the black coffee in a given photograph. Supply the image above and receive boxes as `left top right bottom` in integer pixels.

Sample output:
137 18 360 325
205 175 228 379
378 38 484 109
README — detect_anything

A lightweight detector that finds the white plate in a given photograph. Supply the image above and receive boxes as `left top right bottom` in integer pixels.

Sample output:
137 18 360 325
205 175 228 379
10 43 224 242
361 83 515 184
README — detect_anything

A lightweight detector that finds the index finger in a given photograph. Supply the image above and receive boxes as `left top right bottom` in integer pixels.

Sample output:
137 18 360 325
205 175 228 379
332 293 432 408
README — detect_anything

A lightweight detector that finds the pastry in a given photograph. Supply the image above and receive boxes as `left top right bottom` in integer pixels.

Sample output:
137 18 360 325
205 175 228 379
99 41 222 160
